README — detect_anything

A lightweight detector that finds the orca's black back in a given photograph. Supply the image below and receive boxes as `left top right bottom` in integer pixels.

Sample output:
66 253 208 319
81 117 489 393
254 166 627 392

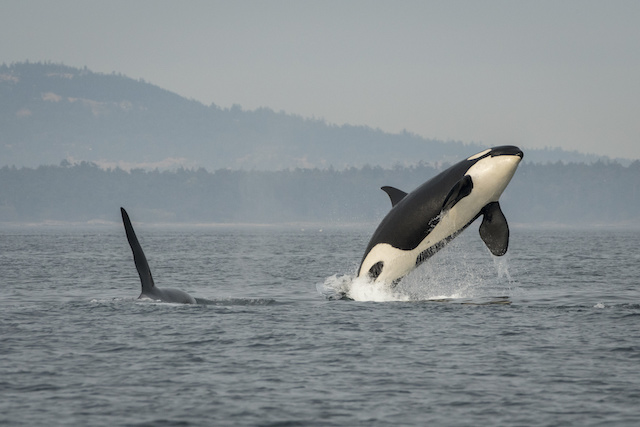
361 159 473 256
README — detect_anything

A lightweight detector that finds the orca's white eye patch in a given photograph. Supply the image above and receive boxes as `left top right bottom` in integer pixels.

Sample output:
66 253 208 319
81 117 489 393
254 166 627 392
467 149 491 161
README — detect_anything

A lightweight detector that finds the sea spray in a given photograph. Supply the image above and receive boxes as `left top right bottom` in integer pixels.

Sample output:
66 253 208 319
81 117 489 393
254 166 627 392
317 274 409 301
320 237 517 302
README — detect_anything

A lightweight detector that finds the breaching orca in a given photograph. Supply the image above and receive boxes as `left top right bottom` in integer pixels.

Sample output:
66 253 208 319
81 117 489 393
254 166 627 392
358 145 523 285
121 207 196 304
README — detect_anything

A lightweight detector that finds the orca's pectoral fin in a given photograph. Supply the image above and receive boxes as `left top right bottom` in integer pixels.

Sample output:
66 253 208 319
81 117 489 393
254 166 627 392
121 207 155 292
478 202 509 256
381 186 408 207
442 175 473 211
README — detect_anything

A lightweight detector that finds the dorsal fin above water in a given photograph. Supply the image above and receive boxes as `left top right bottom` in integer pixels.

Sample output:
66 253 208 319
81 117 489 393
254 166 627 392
121 207 155 292
381 186 408 207
478 202 509 256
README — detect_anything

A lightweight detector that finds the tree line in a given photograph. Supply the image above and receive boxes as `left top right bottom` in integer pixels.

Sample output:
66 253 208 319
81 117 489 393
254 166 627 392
1 160 639 226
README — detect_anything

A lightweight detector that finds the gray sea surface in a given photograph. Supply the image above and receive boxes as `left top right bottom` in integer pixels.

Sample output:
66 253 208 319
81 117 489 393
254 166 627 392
1 224 639 426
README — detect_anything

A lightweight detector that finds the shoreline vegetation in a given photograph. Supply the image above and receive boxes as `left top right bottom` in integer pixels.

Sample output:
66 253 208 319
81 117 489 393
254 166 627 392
2 160 639 226
3 62 639 227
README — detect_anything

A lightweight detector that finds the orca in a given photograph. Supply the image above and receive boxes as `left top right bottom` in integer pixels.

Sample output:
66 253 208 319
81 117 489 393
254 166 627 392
358 145 523 285
121 207 197 304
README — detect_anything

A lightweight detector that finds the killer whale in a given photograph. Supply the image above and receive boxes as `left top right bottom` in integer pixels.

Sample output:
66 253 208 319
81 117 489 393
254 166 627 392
358 145 523 285
121 207 196 304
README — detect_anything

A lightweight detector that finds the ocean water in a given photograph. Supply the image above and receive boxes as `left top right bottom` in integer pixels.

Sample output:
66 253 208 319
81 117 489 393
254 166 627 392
1 224 639 426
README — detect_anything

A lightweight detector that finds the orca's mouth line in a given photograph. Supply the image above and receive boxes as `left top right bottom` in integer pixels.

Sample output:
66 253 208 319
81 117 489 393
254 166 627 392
489 146 524 159
491 151 524 159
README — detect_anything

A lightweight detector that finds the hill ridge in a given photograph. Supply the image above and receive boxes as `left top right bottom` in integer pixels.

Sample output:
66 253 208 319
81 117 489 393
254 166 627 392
1 61 608 171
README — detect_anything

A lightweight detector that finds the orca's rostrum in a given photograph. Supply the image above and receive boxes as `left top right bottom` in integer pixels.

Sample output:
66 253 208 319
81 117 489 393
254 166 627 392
358 145 523 285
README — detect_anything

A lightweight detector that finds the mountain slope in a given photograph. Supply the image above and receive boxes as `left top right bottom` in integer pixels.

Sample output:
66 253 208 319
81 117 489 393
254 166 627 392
1 61 604 170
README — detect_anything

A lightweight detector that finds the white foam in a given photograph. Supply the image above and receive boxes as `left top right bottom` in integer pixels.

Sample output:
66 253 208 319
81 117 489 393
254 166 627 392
318 270 478 302
320 239 516 302
318 274 410 302
348 276 411 302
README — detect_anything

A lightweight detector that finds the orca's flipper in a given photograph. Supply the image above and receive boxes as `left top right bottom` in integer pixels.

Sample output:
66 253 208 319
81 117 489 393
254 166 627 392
381 186 408 207
121 207 155 293
442 175 473 211
478 202 509 256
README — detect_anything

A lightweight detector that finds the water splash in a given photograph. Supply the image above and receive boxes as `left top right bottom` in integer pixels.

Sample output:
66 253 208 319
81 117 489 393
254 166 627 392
319 239 516 302
492 252 514 283
317 274 408 301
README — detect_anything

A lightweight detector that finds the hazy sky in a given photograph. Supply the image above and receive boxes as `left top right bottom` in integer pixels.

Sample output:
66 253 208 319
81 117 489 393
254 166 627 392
3 0 639 159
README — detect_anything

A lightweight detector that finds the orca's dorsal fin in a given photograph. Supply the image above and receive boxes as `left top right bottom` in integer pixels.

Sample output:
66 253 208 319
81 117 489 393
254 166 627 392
381 186 408 207
442 175 473 211
478 202 509 256
121 207 155 292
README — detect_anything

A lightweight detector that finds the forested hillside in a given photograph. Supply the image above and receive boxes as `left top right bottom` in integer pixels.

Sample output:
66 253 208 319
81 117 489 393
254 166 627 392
2 160 638 226
3 61 636 226
1 62 607 171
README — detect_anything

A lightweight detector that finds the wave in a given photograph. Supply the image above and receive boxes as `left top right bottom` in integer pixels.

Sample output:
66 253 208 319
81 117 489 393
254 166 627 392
89 297 278 306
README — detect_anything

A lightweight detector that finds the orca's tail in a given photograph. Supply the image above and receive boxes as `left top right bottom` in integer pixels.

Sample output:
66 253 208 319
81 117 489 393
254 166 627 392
121 207 155 293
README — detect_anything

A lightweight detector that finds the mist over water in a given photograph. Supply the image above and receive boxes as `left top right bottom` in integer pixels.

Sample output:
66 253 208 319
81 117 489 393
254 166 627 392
1 225 639 426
